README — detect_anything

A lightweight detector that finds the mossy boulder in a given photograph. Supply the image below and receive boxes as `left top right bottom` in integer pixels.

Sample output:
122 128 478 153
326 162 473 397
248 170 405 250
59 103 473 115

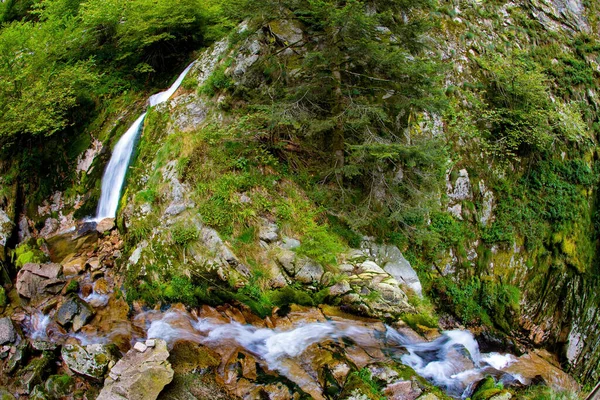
61 343 120 380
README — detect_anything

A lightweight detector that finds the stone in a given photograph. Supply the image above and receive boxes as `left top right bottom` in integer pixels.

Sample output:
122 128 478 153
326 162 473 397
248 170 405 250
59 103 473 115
20 353 54 394
86 257 100 271
39 218 59 238
134 342 147 352
277 249 297 275
7 341 29 374
31 341 58 351
145 339 156 348
329 280 351 296
62 343 119 379
93 278 110 295
55 297 95 331
417 394 440 400
269 19 304 46
259 221 279 243
0 318 16 345
282 237 301 250
16 263 64 299
97 339 173 400
294 258 324 284
383 380 422 400
61 256 87 276
96 218 115 234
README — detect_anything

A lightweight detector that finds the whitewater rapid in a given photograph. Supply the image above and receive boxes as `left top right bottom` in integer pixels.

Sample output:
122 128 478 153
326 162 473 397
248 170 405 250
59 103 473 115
95 62 195 220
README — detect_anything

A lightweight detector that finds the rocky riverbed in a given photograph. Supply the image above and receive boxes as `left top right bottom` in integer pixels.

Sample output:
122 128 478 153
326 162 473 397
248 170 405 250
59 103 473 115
0 222 580 399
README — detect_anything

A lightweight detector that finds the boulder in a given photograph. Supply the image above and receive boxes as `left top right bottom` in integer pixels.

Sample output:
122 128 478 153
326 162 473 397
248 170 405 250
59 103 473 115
62 343 120 379
259 221 279 243
0 318 16 345
16 263 63 299
96 218 115 234
97 339 173 400
295 258 324 284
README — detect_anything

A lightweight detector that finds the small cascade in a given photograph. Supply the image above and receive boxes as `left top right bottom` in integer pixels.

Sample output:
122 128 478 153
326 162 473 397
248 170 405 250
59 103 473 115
94 62 196 221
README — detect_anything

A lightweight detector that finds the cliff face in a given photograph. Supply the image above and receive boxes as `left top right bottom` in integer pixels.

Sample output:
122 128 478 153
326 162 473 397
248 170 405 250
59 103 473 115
3 0 600 387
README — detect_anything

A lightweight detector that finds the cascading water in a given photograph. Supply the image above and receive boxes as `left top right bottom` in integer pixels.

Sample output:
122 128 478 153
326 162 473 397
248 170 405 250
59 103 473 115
94 61 196 221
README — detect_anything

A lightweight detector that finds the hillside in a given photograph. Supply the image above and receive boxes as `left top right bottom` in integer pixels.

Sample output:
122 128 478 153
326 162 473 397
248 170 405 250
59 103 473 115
0 0 598 399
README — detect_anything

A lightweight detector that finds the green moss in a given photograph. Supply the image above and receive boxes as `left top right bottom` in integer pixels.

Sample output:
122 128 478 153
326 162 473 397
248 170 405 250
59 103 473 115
0 287 6 308
11 241 48 268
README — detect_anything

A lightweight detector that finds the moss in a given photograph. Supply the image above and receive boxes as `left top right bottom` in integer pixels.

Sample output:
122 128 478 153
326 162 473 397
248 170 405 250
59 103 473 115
0 287 6 308
64 280 79 295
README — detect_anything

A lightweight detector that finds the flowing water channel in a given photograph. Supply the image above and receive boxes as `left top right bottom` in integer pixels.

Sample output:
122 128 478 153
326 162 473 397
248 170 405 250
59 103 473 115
94 61 196 221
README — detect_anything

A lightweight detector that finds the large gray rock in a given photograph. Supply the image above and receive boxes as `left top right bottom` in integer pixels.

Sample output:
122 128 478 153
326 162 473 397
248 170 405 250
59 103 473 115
0 318 16 345
97 339 173 400
366 244 423 297
295 258 324 284
96 218 115 234
62 343 119 379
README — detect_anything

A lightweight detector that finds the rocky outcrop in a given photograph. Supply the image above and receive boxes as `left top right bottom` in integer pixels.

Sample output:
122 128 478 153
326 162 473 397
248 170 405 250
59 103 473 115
97 339 173 400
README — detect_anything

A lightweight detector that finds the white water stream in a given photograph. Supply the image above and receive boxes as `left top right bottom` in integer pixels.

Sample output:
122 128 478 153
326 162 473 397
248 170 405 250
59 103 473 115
94 62 196 220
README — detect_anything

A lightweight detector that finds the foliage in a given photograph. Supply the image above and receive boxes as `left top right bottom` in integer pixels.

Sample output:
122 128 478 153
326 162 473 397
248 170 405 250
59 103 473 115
171 223 200 246
10 240 49 268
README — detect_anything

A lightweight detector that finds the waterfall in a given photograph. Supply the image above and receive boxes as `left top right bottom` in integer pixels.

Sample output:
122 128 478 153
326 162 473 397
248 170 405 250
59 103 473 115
94 61 196 221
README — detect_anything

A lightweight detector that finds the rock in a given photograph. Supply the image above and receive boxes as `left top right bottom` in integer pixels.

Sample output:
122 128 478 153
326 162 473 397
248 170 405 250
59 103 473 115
269 19 304 46
259 221 279 243
55 297 95 332
20 353 55 394
282 237 301 249
22 263 62 279
146 339 156 348
93 278 110 295
39 218 59 238
62 343 119 379
134 342 147 352
96 218 115 234
329 280 351 296
0 318 16 345
31 341 58 352
358 261 386 275
490 393 512 400
383 380 422 400
7 341 30 374
277 249 297 275
295 258 324 284
417 394 440 400
448 169 472 201
61 256 87 276
97 339 173 400
86 257 100 271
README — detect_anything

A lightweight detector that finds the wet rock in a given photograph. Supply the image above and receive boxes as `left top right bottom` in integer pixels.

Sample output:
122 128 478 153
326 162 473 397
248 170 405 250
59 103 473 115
96 218 115 234
61 256 87 276
55 297 95 332
383 380 422 400
98 339 173 400
0 318 16 345
62 343 120 379
93 278 110 295
168 341 220 374
86 257 100 271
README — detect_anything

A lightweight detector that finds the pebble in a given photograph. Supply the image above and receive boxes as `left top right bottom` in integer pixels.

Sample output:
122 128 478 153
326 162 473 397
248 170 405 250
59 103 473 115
145 339 156 348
